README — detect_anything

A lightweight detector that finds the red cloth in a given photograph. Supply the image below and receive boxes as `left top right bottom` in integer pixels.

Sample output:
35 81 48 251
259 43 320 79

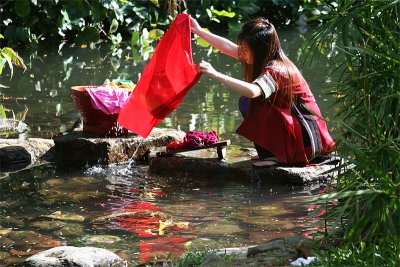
118 14 201 137
236 66 335 164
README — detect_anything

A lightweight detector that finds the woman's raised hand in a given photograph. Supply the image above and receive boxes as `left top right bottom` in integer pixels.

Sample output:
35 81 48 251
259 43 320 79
190 16 202 35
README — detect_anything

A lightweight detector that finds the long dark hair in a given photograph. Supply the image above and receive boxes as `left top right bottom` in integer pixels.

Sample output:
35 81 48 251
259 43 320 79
237 17 299 107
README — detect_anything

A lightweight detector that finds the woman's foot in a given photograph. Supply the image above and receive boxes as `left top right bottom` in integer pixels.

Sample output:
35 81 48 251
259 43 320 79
252 157 281 168
250 155 260 160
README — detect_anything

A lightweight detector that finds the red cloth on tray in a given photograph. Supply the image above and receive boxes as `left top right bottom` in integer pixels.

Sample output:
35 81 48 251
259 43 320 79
117 14 201 137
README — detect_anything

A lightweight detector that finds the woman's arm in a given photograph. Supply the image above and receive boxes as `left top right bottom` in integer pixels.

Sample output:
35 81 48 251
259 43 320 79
191 17 239 59
199 61 263 98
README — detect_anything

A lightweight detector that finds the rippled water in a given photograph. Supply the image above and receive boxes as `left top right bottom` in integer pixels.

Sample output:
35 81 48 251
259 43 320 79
0 162 326 265
0 25 334 265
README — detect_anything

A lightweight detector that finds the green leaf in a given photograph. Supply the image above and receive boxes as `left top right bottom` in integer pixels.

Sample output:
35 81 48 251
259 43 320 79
0 58 6 76
0 105 6 119
211 9 236 18
109 19 118 34
131 31 139 48
14 0 31 18
150 0 160 8
2 47 26 70
0 34 4 39
0 52 13 77
148 29 164 41
195 28 211 48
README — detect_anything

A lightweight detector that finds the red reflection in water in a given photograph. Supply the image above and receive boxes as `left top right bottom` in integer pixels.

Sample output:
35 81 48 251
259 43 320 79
138 236 189 262
111 191 189 263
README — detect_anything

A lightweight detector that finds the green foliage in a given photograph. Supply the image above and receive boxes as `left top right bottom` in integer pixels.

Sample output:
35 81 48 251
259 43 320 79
311 241 400 266
0 0 319 50
0 0 172 48
308 0 400 263
172 250 209 266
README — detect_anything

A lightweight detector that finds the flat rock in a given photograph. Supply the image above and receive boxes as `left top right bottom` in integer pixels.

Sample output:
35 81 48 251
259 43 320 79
149 146 341 184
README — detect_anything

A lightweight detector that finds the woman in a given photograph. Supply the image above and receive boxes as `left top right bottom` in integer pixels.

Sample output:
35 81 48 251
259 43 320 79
191 16 335 166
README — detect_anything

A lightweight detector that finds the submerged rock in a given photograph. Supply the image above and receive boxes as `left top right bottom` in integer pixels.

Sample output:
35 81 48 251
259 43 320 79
40 211 85 222
23 246 127 267
82 235 122 244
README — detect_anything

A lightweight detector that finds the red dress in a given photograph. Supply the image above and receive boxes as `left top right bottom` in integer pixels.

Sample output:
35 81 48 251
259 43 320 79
236 66 335 164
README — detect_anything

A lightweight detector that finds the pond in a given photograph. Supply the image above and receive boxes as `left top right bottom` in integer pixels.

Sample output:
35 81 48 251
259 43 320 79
0 25 335 265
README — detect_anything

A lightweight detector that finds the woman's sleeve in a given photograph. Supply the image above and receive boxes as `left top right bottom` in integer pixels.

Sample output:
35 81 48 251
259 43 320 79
252 72 277 99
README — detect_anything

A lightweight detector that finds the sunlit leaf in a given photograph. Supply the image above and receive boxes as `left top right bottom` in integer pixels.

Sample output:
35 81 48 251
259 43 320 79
211 9 236 18
110 18 118 33
150 0 160 8
0 52 13 77
0 105 6 118
195 28 211 48
2 47 26 70
131 31 139 48
0 58 6 76
149 29 164 41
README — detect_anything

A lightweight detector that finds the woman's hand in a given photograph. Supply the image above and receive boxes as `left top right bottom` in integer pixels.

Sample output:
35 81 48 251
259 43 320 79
198 61 263 98
190 16 202 35
198 60 219 79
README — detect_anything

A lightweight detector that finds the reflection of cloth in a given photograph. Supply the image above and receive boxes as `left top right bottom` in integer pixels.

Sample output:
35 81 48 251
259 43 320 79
236 66 335 164
86 87 130 114
118 14 201 137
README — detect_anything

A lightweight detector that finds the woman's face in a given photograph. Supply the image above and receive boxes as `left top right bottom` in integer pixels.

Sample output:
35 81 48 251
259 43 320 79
239 42 253 65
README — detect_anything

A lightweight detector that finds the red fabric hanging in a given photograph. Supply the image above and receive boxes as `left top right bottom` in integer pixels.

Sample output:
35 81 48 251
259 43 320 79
118 14 201 137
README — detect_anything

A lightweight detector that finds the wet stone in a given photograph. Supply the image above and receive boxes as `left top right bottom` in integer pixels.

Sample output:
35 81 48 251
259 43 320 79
53 128 185 170
82 235 122 244
149 146 341 185
31 220 67 231
54 223 84 237
41 211 85 222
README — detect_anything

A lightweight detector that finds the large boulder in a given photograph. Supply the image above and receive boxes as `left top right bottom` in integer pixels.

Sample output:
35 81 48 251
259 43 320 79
22 246 127 267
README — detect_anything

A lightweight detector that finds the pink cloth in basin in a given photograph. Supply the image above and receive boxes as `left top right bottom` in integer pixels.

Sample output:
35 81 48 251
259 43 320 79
86 86 130 115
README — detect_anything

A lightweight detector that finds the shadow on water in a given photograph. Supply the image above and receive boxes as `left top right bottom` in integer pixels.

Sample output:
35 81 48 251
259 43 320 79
0 25 336 265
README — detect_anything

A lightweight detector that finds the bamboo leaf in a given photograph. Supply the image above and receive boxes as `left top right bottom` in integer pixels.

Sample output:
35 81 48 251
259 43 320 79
2 47 26 70
0 52 13 77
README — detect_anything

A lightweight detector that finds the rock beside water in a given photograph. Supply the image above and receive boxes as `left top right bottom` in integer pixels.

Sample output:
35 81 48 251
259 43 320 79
23 246 127 267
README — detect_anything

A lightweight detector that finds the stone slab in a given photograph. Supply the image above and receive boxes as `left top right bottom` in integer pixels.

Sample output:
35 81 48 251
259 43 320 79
53 128 185 169
149 146 341 184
